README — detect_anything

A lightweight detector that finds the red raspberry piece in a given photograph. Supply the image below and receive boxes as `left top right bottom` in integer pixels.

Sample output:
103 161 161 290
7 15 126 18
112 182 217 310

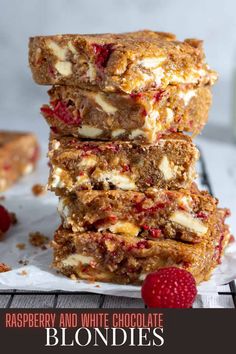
92 43 113 68
50 126 59 134
134 200 166 214
141 225 162 238
167 127 177 133
78 143 101 157
136 240 149 249
141 108 147 117
144 177 154 186
130 93 143 100
153 90 165 102
149 228 162 238
105 144 120 153
48 64 56 78
141 267 197 308
3 163 11 171
196 211 208 220
41 101 81 126
0 205 12 233
214 235 224 264
121 164 130 172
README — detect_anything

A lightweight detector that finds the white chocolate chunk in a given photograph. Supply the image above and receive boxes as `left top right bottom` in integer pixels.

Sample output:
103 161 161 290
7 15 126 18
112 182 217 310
51 140 60 150
23 164 34 175
139 71 153 83
62 254 94 267
95 170 137 190
87 62 96 81
178 90 196 106
78 156 97 169
166 108 174 123
169 210 208 235
138 57 166 68
144 109 159 129
47 40 68 60
171 68 208 85
139 273 148 281
68 41 77 54
78 125 102 138
129 129 145 139
112 129 126 138
58 198 70 218
109 221 140 237
152 67 165 86
94 93 117 114
158 156 175 180
55 61 72 76
51 167 65 188
76 174 91 186
178 196 193 211
142 109 161 141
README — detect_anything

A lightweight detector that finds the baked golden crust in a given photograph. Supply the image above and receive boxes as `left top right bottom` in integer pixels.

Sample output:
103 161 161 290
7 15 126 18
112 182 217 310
52 209 231 285
29 30 217 93
48 133 199 192
0 131 39 192
58 188 217 243
41 85 212 142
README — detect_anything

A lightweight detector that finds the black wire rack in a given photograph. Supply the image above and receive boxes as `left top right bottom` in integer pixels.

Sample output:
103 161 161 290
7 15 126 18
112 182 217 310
0 151 235 308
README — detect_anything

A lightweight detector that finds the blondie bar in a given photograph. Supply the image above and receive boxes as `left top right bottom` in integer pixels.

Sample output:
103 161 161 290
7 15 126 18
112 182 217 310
58 188 217 243
48 133 199 192
52 209 230 285
0 131 39 192
29 30 217 93
41 85 212 142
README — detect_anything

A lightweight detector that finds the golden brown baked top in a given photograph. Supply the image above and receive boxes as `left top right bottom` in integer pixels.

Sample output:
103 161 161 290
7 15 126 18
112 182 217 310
29 30 217 93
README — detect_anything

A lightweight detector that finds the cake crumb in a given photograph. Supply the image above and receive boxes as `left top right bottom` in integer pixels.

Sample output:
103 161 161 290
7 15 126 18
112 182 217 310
70 274 77 280
0 262 11 273
18 259 29 266
29 231 49 249
18 270 28 276
16 243 26 250
32 183 46 196
10 212 18 225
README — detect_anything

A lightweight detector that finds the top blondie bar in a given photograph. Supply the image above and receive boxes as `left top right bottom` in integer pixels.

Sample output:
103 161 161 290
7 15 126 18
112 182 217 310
29 30 217 94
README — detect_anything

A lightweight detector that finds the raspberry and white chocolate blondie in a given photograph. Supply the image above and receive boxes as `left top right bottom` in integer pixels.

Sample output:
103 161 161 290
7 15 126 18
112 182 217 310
57 188 217 243
29 30 217 94
41 85 212 142
0 131 39 192
52 208 231 285
48 133 199 192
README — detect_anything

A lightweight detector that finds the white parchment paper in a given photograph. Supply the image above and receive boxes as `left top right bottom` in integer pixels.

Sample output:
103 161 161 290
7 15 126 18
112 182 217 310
0 144 235 298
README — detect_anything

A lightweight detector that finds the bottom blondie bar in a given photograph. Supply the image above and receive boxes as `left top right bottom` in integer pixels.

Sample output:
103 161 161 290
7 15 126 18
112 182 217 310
52 209 230 285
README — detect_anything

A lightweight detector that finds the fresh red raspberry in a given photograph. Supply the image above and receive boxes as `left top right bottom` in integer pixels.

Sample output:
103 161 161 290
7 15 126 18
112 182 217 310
0 205 12 233
141 267 197 308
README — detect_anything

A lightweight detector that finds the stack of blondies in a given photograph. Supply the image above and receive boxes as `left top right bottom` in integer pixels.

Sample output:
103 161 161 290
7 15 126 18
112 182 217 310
29 30 231 285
